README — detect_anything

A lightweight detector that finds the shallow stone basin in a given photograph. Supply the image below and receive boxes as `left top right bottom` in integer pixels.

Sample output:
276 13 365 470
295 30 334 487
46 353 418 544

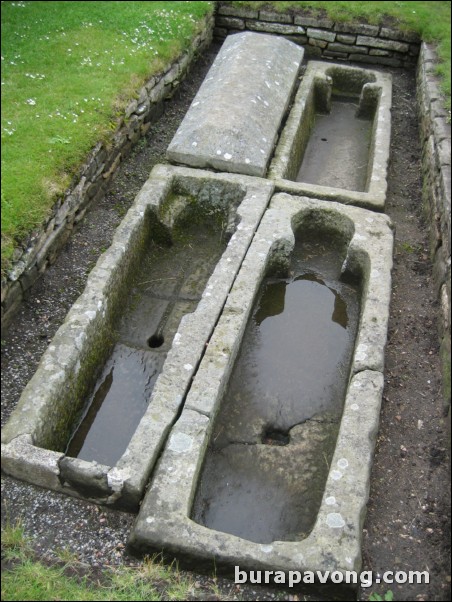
191 231 361 545
1 165 274 510
269 62 392 210
128 193 394 580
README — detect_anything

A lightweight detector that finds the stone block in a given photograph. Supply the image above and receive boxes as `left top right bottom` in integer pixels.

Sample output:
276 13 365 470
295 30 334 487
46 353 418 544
1 436 64 492
294 16 334 29
349 55 402 67
329 42 368 54
304 45 323 57
309 38 328 49
259 9 293 24
19 266 40 295
246 21 305 35
323 50 348 59
2 280 22 312
167 32 304 178
369 48 392 57
335 22 379 36
216 16 245 30
380 27 420 43
336 34 357 44
356 35 410 53
307 27 336 42
218 4 258 19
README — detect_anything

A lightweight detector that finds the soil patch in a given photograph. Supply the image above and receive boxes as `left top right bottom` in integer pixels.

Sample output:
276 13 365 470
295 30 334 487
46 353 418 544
1 45 450 601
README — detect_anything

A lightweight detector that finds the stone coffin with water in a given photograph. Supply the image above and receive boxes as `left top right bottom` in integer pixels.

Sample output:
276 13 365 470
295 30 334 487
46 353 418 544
129 193 394 580
269 61 392 209
1 165 274 509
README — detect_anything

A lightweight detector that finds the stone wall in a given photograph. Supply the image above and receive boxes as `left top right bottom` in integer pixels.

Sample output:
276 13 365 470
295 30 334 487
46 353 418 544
214 3 420 68
417 43 451 409
0 14 214 331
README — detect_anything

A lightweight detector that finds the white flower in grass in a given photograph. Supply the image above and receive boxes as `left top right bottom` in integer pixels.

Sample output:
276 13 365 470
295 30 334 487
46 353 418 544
26 98 36 105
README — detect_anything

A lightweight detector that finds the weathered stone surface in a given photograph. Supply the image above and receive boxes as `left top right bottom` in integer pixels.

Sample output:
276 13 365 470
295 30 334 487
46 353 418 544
336 33 357 44
294 15 334 29
356 35 409 53
323 50 348 59
304 45 323 57
216 16 245 30
369 48 393 57
349 54 402 68
307 27 335 42
245 20 306 36
269 61 392 210
259 9 293 24
1 165 274 510
19 266 40 293
328 42 368 54
167 33 303 177
309 38 327 49
335 22 379 36
129 195 392 583
59 457 112 500
416 41 451 423
218 4 258 19
380 27 420 43
1 435 64 491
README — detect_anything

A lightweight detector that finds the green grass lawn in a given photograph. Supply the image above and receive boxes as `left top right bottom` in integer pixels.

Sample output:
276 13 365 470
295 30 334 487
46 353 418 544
1 522 204 601
1 1 450 274
1 1 213 269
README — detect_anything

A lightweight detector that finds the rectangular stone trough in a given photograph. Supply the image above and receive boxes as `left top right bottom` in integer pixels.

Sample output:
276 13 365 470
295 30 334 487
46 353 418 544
268 61 392 210
128 193 394 582
1 165 274 510
166 31 304 177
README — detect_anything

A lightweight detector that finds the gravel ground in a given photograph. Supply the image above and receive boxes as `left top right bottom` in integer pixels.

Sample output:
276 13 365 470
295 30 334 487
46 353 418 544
1 44 451 601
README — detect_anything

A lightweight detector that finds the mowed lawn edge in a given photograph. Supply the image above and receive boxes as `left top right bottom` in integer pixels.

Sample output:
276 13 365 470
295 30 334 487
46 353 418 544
1 1 214 270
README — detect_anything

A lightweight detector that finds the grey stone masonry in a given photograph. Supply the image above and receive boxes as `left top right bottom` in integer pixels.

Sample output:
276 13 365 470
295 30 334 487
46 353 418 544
214 3 420 68
167 32 304 177
416 43 451 412
129 194 394 586
1 13 215 332
269 61 392 210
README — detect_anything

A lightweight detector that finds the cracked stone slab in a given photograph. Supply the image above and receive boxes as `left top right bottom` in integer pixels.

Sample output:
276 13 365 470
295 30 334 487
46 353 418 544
1 165 274 510
167 32 304 177
128 193 394 580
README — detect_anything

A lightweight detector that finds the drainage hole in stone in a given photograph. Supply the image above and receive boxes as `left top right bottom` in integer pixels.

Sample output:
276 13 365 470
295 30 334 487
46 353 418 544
321 138 328 142
262 428 290 446
147 333 164 348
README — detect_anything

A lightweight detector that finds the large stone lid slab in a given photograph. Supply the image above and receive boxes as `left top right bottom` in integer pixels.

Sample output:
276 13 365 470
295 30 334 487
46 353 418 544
167 32 304 177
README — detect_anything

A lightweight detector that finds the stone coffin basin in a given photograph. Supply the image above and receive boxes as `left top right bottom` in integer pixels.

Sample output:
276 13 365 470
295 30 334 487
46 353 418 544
129 193 393 584
1 165 274 510
269 62 392 210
